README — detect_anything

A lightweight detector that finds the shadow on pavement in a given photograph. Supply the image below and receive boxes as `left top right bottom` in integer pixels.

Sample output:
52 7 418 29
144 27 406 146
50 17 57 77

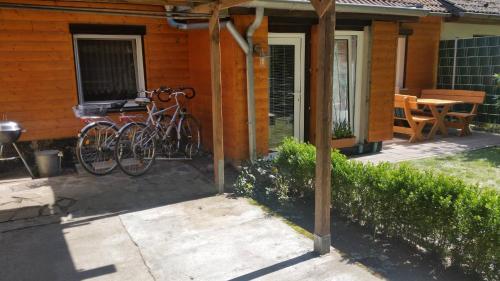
0 159 221 281
270 203 477 281
227 252 317 281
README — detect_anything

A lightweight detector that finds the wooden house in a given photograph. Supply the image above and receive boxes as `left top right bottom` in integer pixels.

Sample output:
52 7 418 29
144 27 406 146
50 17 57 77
0 0 498 161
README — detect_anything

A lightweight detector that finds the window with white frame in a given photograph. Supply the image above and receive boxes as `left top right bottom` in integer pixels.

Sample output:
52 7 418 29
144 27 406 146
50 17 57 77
73 34 145 105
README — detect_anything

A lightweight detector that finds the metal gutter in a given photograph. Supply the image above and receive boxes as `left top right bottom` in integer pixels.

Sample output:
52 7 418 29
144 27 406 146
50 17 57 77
241 0 430 17
166 18 248 53
458 12 500 21
0 2 209 18
429 12 452 17
166 18 213 29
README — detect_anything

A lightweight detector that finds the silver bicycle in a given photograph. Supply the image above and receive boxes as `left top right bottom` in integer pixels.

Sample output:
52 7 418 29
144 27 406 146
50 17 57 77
73 101 144 176
114 87 200 176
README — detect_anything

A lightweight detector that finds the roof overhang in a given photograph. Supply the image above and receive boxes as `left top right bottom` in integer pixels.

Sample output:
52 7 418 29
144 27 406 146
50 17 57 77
239 0 430 17
443 12 500 24
459 12 500 22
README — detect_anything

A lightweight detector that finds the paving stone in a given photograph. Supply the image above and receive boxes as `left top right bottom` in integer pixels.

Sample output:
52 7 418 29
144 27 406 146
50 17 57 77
40 205 62 216
11 206 42 221
56 198 74 208
40 205 52 216
355 132 500 164
0 210 15 222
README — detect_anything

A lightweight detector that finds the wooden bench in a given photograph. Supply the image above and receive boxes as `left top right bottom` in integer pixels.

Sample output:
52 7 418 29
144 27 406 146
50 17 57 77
421 89 485 136
394 94 436 142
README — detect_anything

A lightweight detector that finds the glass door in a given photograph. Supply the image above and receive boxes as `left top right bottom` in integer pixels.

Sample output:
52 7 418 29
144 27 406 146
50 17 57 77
333 36 356 131
268 34 305 149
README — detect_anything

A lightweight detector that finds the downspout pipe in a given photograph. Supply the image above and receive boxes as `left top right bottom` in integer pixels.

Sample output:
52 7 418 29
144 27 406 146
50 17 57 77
166 6 263 162
245 7 264 162
165 8 249 53
166 18 214 30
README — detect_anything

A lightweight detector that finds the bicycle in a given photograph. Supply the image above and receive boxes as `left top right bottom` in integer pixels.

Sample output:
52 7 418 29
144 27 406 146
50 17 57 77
73 101 144 176
114 87 200 176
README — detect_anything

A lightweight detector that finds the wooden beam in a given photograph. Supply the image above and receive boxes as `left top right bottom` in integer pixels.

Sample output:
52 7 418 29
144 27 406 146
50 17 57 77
191 0 250 13
312 0 335 255
310 0 333 18
209 4 225 194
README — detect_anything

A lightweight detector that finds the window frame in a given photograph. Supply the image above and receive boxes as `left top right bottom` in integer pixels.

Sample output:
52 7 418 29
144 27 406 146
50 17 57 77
72 34 145 106
395 35 409 89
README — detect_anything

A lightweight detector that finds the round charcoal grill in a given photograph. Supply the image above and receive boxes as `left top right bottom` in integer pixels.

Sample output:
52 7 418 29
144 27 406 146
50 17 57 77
0 121 22 144
0 121 34 178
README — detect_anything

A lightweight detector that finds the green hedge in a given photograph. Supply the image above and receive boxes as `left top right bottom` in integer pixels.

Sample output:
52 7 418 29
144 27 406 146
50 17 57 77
234 138 499 281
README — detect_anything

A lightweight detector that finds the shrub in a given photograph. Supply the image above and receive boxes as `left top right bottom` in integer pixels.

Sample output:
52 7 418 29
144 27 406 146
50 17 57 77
234 138 499 281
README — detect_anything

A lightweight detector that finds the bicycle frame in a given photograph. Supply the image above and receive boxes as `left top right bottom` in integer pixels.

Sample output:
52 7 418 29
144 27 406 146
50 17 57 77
138 92 187 149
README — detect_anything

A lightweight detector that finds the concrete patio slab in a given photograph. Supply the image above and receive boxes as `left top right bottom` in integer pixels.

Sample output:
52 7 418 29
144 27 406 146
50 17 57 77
0 160 475 281
120 196 381 281
0 161 216 223
0 195 382 281
0 159 383 281
0 214 154 281
354 131 500 164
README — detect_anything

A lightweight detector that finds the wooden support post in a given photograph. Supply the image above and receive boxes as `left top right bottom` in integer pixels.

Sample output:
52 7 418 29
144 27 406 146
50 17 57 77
209 5 225 194
311 0 335 255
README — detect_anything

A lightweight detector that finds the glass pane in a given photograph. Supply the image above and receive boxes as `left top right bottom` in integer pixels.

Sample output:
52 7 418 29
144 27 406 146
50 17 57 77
269 44 295 149
77 39 138 102
333 39 350 129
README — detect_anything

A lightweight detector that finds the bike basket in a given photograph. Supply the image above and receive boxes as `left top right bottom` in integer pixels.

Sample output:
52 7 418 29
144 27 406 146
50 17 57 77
72 104 109 118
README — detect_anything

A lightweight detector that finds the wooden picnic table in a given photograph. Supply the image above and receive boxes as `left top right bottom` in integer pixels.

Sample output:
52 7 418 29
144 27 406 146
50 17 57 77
417 98 463 138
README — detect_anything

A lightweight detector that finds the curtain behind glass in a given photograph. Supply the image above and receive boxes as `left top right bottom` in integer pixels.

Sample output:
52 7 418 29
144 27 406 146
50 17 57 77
77 39 138 102
333 39 350 128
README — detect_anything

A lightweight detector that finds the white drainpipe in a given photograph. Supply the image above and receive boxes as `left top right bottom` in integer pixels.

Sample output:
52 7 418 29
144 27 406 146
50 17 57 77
166 6 264 162
245 7 264 162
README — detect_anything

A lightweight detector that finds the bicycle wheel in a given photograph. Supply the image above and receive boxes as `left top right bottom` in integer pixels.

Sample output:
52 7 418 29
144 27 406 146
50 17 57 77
157 114 178 158
115 122 156 176
179 115 201 158
76 121 118 176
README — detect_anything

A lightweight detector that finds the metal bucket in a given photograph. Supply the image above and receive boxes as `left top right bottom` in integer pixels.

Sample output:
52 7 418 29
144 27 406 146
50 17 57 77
35 150 61 177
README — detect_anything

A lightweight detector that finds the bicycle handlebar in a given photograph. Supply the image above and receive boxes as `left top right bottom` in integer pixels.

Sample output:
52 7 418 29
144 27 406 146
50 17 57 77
137 86 196 103
157 86 196 102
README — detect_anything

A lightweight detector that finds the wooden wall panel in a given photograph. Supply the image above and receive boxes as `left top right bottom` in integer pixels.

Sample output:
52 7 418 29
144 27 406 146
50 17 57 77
403 16 442 96
188 15 269 161
0 1 268 161
367 21 399 142
0 1 189 141
187 29 213 155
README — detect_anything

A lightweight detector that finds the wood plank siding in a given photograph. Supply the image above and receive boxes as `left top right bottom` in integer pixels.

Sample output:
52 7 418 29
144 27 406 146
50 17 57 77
0 1 268 161
0 1 189 141
403 16 442 96
1 0 442 159
310 20 399 144
367 21 398 142
188 16 269 161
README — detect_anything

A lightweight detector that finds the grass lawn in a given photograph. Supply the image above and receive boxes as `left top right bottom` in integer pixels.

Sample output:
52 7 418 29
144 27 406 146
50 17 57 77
402 146 500 191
